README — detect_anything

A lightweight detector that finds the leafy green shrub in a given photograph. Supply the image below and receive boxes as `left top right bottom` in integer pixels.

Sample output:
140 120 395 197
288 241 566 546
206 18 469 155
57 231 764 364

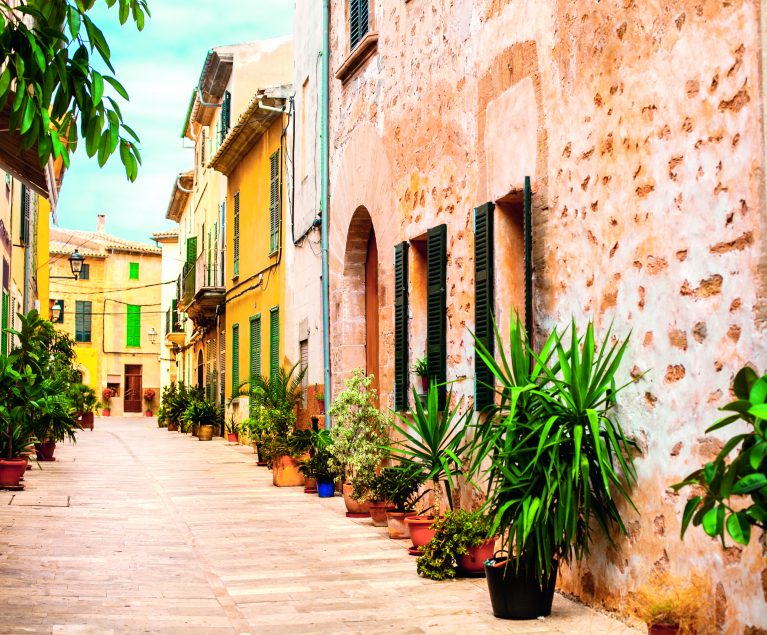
299 449 341 482
183 399 217 428
416 510 494 580
368 465 425 511
673 365 767 545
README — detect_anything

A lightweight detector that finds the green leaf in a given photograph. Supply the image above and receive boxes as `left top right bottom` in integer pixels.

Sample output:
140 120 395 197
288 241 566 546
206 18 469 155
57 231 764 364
680 496 701 537
702 506 719 537
103 75 129 100
748 404 767 420
725 511 751 545
0 69 10 98
733 366 757 400
749 442 767 470
91 71 103 105
750 377 767 406
20 97 35 134
67 5 82 39
732 473 767 495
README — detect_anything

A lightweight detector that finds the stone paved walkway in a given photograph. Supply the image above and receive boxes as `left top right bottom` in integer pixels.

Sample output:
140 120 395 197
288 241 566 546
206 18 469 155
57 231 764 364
0 417 641 635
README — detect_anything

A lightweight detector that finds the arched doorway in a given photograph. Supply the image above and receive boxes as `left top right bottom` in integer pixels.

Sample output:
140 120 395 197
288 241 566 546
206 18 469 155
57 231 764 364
197 349 204 388
341 206 380 400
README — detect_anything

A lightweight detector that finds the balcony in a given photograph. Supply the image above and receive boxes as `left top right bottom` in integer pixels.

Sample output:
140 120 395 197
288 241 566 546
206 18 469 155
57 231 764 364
165 307 185 346
177 254 225 326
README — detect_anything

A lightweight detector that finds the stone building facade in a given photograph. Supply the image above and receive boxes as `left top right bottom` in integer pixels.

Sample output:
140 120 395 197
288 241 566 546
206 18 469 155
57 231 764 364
326 0 767 631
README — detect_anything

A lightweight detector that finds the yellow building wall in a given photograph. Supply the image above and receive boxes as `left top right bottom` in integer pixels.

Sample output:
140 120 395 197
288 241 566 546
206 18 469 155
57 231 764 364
225 117 287 405
36 197 50 311
51 250 163 415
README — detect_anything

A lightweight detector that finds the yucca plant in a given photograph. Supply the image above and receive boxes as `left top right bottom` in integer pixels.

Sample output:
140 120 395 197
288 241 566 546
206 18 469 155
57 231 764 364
388 383 471 516
470 315 638 584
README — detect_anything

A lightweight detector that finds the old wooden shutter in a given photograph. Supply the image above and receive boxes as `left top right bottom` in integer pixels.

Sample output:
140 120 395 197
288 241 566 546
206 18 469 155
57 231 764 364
19 184 30 244
350 0 369 50
129 262 139 280
427 224 447 410
126 305 141 347
233 192 240 276
75 300 92 343
474 203 495 410
220 91 231 144
186 237 197 265
250 315 261 381
232 324 240 394
269 307 279 381
393 241 409 411
269 151 280 254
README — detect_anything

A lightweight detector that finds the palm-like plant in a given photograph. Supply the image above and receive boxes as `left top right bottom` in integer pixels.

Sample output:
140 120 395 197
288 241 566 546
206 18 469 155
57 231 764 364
470 315 638 584
389 383 471 516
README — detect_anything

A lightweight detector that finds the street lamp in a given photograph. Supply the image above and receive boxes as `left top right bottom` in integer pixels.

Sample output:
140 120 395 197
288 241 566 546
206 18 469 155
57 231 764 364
50 300 62 322
147 327 158 344
51 250 86 280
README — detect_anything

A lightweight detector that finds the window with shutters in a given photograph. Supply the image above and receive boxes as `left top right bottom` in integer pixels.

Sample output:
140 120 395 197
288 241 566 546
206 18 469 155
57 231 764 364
79 263 90 280
269 151 280 255
349 0 370 50
299 339 309 407
75 300 92 343
200 129 206 167
186 236 197 264
494 196 526 354
19 184 31 245
474 204 495 410
427 225 447 410
232 324 240 395
393 242 409 411
269 307 279 381
233 192 240 277
129 262 139 280
126 305 141 347
250 315 261 383
219 91 231 145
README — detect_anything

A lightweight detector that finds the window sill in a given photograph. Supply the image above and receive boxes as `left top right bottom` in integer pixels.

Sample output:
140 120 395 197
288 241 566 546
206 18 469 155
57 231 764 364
335 32 379 85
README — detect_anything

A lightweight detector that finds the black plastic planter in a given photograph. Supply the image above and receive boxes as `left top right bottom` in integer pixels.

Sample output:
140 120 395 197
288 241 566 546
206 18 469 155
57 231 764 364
484 558 558 620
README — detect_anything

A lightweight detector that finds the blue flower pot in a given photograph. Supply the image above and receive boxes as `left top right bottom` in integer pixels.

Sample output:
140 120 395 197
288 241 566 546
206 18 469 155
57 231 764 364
317 481 335 498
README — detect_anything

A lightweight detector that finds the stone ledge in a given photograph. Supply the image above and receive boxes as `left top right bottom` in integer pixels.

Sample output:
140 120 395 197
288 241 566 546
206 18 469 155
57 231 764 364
335 32 379 85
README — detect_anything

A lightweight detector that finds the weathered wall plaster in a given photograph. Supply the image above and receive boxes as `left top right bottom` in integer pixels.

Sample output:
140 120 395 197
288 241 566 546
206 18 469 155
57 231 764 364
328 0 767 631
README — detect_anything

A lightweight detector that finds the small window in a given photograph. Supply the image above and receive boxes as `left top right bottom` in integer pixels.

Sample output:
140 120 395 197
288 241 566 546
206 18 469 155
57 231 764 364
75 300 92 343
129 262 139 280
269 151 280 254
79 263 90 280
349 0 369 50
126 305 141 347
233 192 240 277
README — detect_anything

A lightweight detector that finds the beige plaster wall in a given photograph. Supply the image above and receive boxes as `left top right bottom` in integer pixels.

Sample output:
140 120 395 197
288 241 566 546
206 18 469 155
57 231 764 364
327 0 767 631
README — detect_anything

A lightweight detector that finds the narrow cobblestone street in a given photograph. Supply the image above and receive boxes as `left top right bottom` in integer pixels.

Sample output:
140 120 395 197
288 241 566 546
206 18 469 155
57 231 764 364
0 418 641 634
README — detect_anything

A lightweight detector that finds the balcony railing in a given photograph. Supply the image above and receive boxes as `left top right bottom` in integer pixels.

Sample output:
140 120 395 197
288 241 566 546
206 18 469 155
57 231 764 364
165 307 183 336
181 262 195 307
195 253 224 293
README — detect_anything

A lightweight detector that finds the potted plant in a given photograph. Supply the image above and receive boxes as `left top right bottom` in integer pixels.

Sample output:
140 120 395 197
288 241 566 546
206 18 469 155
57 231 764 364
183 398 217 441
470 316 638 620
673 365 767 546
412 356 428 393
369 465 426 539
628 573 710 635
243 412 269 464
416 509 495 580
388 382 471 548
315 384 326 415
299 448 340 498
166 382 189 432
0 358 39 488
327 369 390 517
225 415 240 443
68 383 97 430
101 387 115 416
143 387 156 417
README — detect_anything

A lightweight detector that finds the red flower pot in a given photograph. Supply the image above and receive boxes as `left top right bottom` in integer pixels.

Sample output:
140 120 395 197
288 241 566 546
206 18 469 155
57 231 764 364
227 433 238 443
456 538 497 576
35 441 56 462
102 408 111 417
405 515 436 547
145 410 152 417
80 412 94 430
0 458 27 488
167 422 179 431
367 500 393 527
420 376 429 392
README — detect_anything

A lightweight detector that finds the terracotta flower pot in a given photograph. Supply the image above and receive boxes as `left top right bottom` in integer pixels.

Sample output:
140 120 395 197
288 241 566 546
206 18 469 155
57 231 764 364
191 424 199 437
405 515 436 547
80 412 94 430
420 376 429 392
317 399 325 414
648 626 680 635
385 510 411 539
272 455 305 487
35 441 56 462
145 410 152 417
167 422 178 431
227 433 238 443
0 458 27 488
197 424 213 441
367 500 393 527
342 482 370 517
456 538 497 576
304 477 318 494
102 408 110 417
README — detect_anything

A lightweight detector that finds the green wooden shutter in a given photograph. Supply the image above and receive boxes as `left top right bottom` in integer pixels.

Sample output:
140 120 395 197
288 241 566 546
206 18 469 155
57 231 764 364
1 291 7 357
250 315 261 381
474 203 495 410
427 224 447 410
350 0 369 49
75 300 92 343
186 237 197 264
126 305 141 347
233 192 240 277
220 91 231 144
393 242 409 411
269 307 279 381
232 324 240 394
129 262 139 280
269 151 280 254
19 185 30 244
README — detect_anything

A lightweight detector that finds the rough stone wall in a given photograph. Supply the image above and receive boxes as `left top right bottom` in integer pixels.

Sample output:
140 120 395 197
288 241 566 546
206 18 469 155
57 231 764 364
328 1 767 631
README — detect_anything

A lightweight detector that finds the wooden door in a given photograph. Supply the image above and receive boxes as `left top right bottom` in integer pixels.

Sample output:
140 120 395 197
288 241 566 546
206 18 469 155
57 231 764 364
124 365 142 413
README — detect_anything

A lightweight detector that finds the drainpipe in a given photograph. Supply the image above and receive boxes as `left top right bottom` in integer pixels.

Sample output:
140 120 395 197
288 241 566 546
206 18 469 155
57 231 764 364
321 0 332 429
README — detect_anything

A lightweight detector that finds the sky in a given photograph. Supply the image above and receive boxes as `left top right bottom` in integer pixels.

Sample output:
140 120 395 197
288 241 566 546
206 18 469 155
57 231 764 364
54 0 294 243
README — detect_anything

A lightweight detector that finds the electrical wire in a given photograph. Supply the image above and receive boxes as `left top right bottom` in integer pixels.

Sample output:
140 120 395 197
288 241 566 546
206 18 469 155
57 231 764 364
48 279 177 294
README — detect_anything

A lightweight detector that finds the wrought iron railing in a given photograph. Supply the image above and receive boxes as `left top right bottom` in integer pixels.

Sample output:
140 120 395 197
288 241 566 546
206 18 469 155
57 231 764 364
195 253 224 293
165 307 183 336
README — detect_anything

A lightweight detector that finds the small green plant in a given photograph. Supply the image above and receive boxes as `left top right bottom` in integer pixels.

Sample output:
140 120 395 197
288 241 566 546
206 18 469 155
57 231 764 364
299 449 341 483
327 369 390 501
673 365 767 546
368 465 425 511
412 356 428 378
225 415 240 436
182 399 217 428
416 509 494 580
